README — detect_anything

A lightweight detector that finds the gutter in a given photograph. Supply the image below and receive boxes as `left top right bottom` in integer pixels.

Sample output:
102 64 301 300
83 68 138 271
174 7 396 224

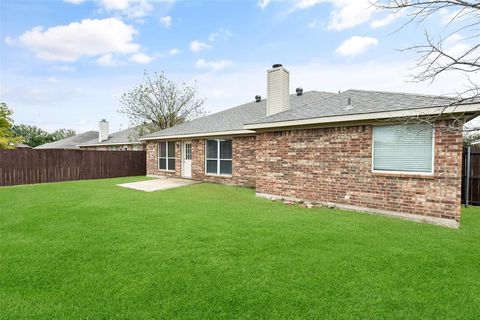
77 141 143 147
243 104 480 130
139 129 256 141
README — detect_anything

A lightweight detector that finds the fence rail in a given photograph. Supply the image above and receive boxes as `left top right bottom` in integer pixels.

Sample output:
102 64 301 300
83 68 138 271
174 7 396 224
462 148 480 206
0 149 146 186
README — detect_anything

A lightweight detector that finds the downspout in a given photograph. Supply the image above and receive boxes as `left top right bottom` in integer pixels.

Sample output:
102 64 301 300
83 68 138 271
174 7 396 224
465 146 471 207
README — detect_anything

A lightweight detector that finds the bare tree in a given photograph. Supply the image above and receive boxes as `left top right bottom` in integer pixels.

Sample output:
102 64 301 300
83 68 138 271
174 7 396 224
374 0 480 133
119 71 206 135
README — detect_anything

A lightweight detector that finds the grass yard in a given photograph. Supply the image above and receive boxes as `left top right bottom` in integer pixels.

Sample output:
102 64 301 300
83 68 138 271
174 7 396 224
1 177 479 319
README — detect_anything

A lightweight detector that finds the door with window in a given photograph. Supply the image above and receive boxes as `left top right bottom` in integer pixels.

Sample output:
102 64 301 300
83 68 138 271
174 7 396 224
182 142 192 178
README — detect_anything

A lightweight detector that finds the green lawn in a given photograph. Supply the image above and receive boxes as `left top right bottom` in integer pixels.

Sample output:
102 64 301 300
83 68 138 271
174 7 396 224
1 177 479 319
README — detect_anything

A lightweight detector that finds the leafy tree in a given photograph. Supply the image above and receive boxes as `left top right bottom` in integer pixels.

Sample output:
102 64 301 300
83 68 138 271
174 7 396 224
119 71 206 134
50 128 76 141
11 124 51 147
11 125 77 148
464 132 480 147
0 103 22 149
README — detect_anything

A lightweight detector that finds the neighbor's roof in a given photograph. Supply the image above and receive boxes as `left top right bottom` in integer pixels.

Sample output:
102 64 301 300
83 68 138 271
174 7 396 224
16 143 31 148
244 89 480 129
79 126 142 147
141 91 335 140
35 131 99 149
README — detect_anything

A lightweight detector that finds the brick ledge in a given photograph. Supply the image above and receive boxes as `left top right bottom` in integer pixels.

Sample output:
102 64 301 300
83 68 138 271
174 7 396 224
256 192 459 229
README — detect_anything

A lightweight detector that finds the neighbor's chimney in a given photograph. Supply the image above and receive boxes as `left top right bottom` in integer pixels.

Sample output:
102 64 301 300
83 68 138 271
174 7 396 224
267 64 290 116
99 119 109 142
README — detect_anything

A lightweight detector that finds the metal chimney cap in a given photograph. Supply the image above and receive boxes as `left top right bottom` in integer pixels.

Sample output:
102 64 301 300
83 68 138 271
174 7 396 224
296 87 303 96
255 95 262 102
272 64 283 68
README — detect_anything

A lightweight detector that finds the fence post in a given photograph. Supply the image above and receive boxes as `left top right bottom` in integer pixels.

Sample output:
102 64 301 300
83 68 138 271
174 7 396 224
465 146 471 207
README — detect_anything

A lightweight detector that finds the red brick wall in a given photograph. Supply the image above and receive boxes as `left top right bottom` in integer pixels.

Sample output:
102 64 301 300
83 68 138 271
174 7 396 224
145 136 256 187
255 120 463 221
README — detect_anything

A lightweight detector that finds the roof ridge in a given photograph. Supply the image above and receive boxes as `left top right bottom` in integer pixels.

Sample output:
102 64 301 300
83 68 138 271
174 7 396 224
344 88 455 99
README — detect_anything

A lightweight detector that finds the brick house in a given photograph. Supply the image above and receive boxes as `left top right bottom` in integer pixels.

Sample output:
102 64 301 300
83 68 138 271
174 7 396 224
78 120 145 151
140 64 479 227
36 120 145 151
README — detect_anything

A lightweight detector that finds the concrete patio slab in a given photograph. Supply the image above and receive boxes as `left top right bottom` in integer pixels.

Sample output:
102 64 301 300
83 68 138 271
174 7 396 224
117 178 200 192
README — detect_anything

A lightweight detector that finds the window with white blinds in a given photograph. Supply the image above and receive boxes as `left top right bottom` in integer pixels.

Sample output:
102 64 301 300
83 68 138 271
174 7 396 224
372 124 434 174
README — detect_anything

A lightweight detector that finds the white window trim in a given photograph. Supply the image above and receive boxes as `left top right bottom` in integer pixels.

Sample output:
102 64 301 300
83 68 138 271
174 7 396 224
371 124 435 176
158 141 175 172
204 138 233 176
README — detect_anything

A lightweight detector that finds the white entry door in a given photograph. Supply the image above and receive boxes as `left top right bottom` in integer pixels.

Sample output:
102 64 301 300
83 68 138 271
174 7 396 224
182 142 192 178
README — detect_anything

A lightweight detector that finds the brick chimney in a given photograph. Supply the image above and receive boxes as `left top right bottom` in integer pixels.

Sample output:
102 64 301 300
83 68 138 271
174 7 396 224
99 119 109 142
266 64 290 116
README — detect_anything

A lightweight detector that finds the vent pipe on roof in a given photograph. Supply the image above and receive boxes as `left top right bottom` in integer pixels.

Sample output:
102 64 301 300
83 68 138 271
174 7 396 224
296 87 303 96
267 64 290 116
255 95 262 103
99 119 109 142
346 97 353 110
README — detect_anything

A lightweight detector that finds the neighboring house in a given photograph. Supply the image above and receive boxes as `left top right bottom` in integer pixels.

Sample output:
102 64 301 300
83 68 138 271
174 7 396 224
78 120 145 151
35 131 99 149
35 120 144 150
140 64 480 227
15 143 31 149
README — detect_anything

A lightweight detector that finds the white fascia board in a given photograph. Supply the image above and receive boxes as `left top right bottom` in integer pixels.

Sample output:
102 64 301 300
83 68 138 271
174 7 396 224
243 104 480 130
77 142 143 147
139 129 256 141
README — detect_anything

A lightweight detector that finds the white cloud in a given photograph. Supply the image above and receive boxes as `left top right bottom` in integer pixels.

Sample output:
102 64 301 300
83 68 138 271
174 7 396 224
258 0 270 9
54 65 76 72
190 40 211 53
208 28 232 42
370 12 401 28
18 18 139 62
96 54 119 66
64 0 85 4
99 0 153 18
195 58 232 71
47 76 60 83
101 0 130 10
129 52 153 64
336 36 378 57
292 0 397 31
327 1 374 31
4 36 14 45
169 48 181 55
159 16 172 28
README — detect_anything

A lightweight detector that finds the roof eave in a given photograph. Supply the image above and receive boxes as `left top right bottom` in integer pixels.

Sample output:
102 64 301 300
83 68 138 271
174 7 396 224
77 141 143 147
140 129 256 141
244 104 480 130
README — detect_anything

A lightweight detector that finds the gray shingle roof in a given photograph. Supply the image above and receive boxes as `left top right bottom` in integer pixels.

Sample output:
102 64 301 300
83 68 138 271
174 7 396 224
248 89 456 125
141 91 335 139
35 131 99 149
80 126 142 146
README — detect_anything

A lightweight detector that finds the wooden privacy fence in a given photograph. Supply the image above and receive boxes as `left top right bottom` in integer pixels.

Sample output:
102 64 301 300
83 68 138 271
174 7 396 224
462 148 480 206
0 149 146 186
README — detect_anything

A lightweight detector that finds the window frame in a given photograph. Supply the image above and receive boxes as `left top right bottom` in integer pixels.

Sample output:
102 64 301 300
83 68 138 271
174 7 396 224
158 141 176 172
371 124 435 176
204 138 233 176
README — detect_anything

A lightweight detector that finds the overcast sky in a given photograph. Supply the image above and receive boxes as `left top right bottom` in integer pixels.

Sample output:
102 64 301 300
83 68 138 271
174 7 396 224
1 0 478 133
